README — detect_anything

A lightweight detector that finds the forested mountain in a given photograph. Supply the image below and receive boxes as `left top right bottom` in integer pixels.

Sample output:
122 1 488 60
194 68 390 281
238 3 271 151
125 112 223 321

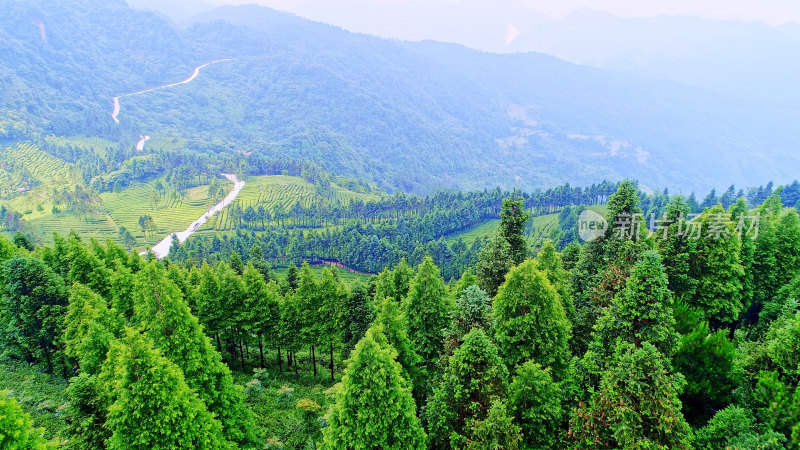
2 0 799 193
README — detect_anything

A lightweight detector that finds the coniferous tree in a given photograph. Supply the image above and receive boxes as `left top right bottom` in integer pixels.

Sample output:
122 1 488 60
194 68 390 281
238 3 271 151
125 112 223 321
296 261 320 376
508 361 563 449
373 298 424 406
475 232 514 298
464 400 522 450
103 329 229 450
133 263 257 447
592 251 679 358
493 259 571 373
243 264 280 369
342 284 374 352
689 205 745 326
426 328 509 449
537 240 575 322
0 257 68 373
568 342 692 449
317 267 345 381
321 328 425 449
500 196 530 265
402 256 451 366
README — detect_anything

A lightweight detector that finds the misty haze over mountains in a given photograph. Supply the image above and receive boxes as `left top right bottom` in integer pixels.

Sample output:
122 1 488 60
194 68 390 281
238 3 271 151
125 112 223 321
3 0 800 194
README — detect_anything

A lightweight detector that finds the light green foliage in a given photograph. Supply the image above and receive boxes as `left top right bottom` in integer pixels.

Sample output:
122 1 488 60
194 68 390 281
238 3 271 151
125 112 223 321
508 361 563 449
0 390 54 450
475 232 514 298
321 328 425 449
593 251 679 358
317 267 346 380
464 400 522 450
500 196 530 265
402 256 451 364
374 258 414 302
63 284 117 375
449 268 478 301
103 330 229 450
695 406 786 450
766 310 800 375
689 205 745 324
132 262 257 447
373 298 424 405
568 342 692 449
493 259 571 373
537 240 575 322
425 328 509 449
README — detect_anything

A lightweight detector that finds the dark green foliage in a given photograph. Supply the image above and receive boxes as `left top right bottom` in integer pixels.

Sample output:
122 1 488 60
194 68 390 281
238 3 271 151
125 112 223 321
500 197 530 265
508 361 563 449
425 328 509 449
493 259 571 374
673 320 739 426
475 233 514 298
592 250 679 358
568 342 692 449
66 373 111 450
754 371 800 447
689 205 745 325
342 285 374 352
321 328 425 449
0 257 67 373
443 285 493 353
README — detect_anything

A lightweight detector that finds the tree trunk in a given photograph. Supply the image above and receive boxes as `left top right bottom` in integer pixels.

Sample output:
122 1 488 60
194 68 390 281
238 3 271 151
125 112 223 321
287 349 292 368
294 352 298 375
330 344 335 382
311 345 317 377
215 333 222 353
258 335 265 368
277 346 282 373
239 338 246 371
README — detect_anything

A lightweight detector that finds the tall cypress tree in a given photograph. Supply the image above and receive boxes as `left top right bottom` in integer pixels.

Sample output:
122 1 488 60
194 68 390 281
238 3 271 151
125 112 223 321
500 196 530 265
321 328 425 449
103 329 229 450
493 259 571 374
425 328 509 449
402 256 451 366
133 263 257 447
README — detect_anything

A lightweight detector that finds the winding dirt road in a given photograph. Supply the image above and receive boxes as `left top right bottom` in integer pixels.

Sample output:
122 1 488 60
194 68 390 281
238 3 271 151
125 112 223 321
112 58 235 123
142 173 245 259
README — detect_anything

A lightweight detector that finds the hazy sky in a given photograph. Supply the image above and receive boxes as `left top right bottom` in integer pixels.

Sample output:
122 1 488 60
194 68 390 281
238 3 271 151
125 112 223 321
206 0 800 25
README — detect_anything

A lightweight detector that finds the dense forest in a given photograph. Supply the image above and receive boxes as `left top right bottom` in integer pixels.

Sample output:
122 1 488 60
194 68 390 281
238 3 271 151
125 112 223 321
2 181 800 448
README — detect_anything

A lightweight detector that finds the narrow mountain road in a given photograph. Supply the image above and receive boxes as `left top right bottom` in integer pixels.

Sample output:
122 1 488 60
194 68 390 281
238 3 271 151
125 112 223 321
142 173 245 259
112 58 235 123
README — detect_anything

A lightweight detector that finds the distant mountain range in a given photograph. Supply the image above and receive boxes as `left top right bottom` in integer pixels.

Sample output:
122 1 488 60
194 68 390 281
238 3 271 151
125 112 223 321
2 0 799 194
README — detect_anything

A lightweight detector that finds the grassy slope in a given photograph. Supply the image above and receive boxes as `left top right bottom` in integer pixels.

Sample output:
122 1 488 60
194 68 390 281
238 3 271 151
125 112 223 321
0 357 70 445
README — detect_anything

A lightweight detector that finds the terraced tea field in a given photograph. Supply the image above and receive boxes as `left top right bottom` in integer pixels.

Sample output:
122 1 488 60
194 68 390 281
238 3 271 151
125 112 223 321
208 175 381 231
101 179 231 243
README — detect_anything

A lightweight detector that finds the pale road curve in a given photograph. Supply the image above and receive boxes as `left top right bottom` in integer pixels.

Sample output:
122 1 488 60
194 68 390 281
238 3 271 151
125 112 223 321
142 173 245 259
112 58 235 123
